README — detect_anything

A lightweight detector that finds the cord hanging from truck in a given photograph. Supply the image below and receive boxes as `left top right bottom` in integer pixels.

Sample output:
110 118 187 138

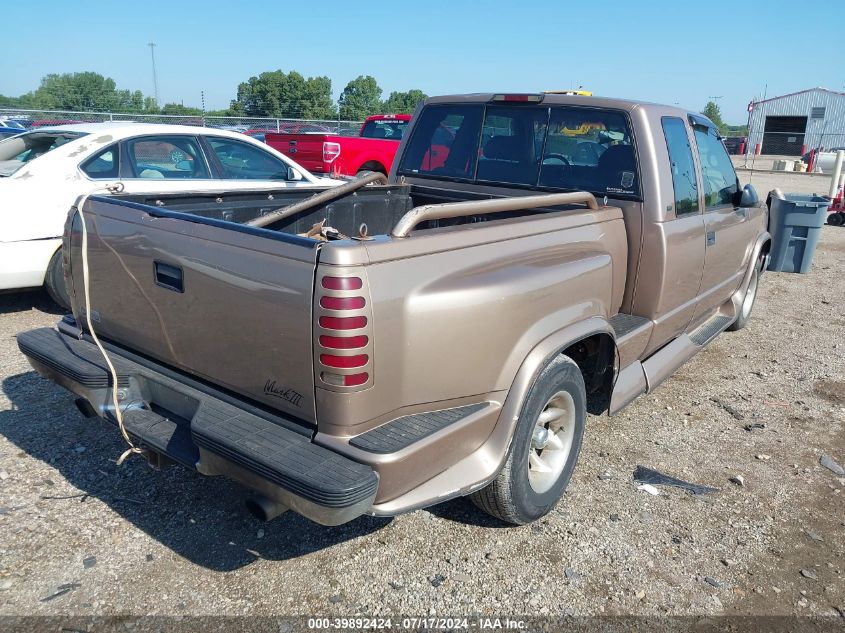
75 184 146 466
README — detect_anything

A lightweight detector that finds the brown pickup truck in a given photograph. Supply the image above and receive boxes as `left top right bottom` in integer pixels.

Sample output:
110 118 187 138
18 93 770 526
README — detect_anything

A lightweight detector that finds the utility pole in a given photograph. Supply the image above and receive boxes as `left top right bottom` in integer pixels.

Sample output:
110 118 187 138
148 42 159 108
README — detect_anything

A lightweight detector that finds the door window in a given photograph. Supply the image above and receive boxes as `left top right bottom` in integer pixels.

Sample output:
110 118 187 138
207 137 290 179
126 136 209 179
692 126 738 209
661 118 699 216
80 145 119 179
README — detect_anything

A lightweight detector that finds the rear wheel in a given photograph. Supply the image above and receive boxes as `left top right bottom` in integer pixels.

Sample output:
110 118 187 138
44 249 70 310
470 355 585 524
828 212 844 227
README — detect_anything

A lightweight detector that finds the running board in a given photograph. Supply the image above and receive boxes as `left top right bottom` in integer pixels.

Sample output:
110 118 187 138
688 315 734 346
609 312 735 412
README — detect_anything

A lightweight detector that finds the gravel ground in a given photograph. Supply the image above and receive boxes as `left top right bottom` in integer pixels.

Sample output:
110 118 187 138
1 218 843 621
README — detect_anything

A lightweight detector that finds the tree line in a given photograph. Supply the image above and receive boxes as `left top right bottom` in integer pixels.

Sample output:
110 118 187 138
0 70 428 120
701 101 748 136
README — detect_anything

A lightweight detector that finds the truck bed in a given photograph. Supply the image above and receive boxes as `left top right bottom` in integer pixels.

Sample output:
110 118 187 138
115 184 413 239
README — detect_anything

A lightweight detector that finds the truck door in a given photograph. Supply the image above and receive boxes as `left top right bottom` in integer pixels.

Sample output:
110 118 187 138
640 117 706 350
690 120 749 320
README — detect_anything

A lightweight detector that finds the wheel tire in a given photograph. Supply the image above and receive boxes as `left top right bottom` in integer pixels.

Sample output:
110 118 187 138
44 249 71 310
727 263 759 331
828 212 844 227
470 354 586 525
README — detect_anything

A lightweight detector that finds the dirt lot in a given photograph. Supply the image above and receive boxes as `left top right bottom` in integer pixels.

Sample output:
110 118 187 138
1 201 843 622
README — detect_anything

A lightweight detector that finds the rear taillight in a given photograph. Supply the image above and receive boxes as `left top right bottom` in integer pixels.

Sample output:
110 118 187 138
319 315 367 330
322 276 362 290
323 142 341 164
315 271 373 391
320 296 365 310
319 335 368 349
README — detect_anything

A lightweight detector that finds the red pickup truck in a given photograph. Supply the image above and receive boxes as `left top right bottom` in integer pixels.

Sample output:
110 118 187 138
266 114 410 177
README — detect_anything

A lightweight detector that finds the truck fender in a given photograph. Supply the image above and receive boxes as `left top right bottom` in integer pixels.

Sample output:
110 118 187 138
473 316 616 487
354 157 387 175
733 231 771 306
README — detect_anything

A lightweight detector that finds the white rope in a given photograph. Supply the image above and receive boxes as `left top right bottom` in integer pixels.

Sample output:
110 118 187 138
76 185 145 465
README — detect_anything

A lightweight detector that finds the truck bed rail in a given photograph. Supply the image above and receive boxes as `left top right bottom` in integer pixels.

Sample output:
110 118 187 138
390 191 600 238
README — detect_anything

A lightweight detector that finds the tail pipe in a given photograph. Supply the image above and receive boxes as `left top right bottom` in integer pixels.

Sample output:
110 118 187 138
245 495 289 522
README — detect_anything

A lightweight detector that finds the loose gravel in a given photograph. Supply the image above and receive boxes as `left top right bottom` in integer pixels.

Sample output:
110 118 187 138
1 226 843 620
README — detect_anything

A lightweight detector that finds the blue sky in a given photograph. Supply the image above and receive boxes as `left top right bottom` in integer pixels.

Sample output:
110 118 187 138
1 0 842 123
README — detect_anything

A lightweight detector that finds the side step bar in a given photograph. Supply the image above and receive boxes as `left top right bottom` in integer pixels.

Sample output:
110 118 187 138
17 328 378 525
609 312 735 413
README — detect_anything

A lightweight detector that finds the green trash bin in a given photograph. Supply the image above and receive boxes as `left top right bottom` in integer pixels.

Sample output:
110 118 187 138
766 194 830 274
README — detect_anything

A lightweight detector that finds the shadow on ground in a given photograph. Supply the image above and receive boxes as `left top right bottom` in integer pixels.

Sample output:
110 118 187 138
0 290 67 316
0 370 390 571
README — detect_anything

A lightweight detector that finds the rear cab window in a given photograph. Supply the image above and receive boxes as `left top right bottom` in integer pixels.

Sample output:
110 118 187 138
399 101 640 198
360 119 408 140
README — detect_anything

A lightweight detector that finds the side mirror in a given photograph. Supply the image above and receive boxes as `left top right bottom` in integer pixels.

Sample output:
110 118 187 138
287 166 303 181
738 183 759 208
175 160 192 171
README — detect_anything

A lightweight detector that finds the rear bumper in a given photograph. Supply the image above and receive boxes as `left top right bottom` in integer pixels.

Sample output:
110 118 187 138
17 325 379 526
0 238 61 290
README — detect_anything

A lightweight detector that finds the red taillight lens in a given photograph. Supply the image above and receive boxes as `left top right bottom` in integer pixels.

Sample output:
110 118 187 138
490 93 544 103
319 316 367 330
342 372 369 387
320 372 369 387
320 335 368 349
320 296 365 310
320 354 368 368
322 276 363 290
323 142 341 163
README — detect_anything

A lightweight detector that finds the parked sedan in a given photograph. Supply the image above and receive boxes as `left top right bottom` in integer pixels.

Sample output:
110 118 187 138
0 122 341 307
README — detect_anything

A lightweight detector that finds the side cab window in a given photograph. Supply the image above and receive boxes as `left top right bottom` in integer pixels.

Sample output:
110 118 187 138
661 117 699 216
125 136 209 179
206 137 290 180
80 144 119 179
691 124 739 209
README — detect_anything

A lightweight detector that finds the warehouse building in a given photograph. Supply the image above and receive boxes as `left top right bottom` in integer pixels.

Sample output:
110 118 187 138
747 88 845 156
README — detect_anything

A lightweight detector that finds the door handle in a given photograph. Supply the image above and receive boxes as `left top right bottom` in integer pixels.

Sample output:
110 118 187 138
154 261 184 293
706 231 716 246
735 207 747 217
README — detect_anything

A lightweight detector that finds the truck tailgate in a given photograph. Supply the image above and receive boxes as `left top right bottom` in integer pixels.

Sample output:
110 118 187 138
266 133 331 173
67 197 320 423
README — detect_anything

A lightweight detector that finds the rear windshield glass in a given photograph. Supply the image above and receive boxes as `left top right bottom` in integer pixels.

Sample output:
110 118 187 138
361 119 408 140
0 130 87 177
399 103 639 197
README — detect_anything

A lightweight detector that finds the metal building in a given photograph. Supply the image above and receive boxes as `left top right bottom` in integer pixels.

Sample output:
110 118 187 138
747 88 845 156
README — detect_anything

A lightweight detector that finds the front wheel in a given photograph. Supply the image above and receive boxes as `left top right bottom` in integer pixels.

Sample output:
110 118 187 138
470 355 585 524
728 263 759 331
44 249 71 310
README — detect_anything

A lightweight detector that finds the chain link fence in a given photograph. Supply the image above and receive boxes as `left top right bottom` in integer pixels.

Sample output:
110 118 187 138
0 108 364 137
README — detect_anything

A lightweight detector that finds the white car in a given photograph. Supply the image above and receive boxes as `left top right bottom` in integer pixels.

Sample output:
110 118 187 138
0 122 341 306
